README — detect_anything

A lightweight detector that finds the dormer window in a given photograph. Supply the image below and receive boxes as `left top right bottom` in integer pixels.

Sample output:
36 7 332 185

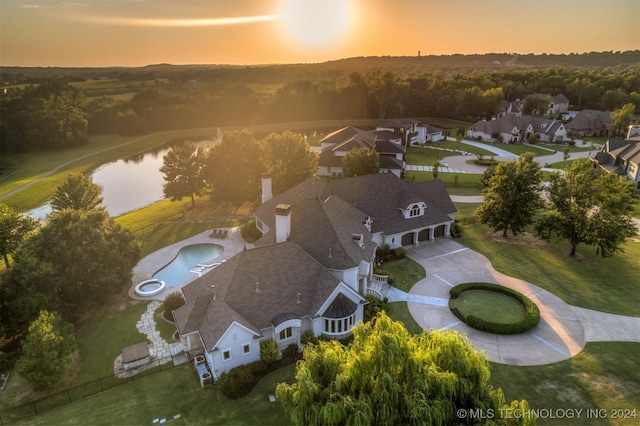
402 202 426 219
352 234 364 247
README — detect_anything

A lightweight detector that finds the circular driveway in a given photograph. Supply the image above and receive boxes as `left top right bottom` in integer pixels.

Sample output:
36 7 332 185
404 240 586 366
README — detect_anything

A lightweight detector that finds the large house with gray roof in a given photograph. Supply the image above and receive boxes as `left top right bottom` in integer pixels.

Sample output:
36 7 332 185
317 119 444 177
467 114 567 143
593 125 640 189
173 173 456 378
565 109 611 137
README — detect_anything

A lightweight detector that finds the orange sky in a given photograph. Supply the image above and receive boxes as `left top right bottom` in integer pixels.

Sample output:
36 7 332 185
1 0 638 67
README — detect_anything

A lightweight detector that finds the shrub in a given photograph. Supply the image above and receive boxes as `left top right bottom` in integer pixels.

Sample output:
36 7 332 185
449 283 540 334
451 222 462 237
260 339 280 365
364 295 390 322
163 291 185 312
218 361 266 399
281 344 300 365
301 330 317 346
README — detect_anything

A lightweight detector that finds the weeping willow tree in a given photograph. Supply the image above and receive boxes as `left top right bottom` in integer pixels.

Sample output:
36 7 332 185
276 313 532 425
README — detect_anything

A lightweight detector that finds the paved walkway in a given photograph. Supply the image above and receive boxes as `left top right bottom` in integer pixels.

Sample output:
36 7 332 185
384 239 640 366
113 300 186 377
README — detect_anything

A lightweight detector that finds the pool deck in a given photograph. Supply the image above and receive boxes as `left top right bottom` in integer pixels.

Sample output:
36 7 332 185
128 227 249 301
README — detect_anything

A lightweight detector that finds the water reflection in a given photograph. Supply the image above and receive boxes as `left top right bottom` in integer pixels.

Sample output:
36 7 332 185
29 139 216 220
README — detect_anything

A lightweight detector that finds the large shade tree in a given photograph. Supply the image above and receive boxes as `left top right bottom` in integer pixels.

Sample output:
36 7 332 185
160 141 207 207
260 131 318 194
476 153 544 237
204 130 263 204
2 208 140 330
16 310 76 391
276 313 531 426
342 147 380 177
0 203 38 268
50 173 104 212
536 159 637 257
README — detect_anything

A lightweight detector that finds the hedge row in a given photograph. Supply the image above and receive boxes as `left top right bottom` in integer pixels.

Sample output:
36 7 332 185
449 283 540 335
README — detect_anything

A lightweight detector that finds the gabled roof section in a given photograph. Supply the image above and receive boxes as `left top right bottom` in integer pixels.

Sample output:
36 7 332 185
566 109 611 131
256 193 377 270
257 174 456 238
320 126 361 147
174 242 342 350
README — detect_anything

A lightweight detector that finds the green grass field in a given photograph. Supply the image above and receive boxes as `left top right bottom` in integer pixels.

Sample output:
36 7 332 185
450 290 528 324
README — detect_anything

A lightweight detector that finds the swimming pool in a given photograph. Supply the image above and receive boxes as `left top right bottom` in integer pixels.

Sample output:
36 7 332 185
153 244 223 287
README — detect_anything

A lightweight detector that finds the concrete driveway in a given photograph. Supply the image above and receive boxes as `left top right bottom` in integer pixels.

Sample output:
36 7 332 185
399 239 640 366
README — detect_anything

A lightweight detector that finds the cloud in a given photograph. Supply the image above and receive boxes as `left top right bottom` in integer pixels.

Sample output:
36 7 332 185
21 4 42 8
69 13 279 27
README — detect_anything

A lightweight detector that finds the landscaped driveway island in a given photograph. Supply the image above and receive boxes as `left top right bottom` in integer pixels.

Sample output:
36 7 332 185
402 239 640 366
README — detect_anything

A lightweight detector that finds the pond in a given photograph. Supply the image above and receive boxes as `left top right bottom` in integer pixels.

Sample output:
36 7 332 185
29 140 215 219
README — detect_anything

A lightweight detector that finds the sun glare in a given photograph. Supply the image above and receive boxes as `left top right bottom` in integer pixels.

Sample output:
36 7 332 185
281 0 351 47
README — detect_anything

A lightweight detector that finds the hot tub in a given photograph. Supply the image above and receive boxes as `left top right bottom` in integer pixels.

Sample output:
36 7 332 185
135 279 166 297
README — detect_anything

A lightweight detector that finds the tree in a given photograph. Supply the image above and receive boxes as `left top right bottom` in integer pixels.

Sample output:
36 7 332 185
276 313 531 426
610 103 636 136
0 203 38 268
2 208 140 327
342 147 380 177
432 161 440 179
476 153 544 237
536 159 638 257
50 173 104 212
160 141 207 207
523 94 550 116
16 310 76 391
204 130 263 204
562 147 571 163
260 131 318 194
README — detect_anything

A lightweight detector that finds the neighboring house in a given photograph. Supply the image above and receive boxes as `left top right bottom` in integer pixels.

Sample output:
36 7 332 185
466 114 567 143
498 99 524 118
317 126 405 177
565 109 611 137
317 119 443 177
593 125 640 189
531 93 570 116
174 173 456 378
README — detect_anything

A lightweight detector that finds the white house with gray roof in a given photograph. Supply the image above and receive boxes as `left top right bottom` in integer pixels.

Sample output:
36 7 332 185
173 173 456 378
467 114 567 144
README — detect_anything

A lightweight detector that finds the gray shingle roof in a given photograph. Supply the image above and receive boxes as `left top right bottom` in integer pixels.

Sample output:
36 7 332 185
255 193 377 270
256 173 456 239
174 242 342 350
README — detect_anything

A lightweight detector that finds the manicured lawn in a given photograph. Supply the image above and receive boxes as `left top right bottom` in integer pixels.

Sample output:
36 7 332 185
405 171 483 195
8 364 295 425
116 197 252 257
450 290 527 324
490 342 640 425
485 143 551 157
406 144 493 166
377 257 426 292
387 302 423 335
154 304 178 342
456 220 640 317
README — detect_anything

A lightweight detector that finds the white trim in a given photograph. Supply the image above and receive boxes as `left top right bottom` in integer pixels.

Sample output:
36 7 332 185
274 319 302 335
314 282 364 318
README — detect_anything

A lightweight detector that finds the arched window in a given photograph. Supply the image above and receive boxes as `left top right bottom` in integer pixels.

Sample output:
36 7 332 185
410 204 421 217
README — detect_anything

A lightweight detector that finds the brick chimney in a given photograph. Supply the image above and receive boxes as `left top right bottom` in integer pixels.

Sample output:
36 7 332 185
275 204 291 244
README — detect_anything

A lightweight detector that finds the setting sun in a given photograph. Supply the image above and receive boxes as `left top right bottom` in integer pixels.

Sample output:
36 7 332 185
280 0 351 47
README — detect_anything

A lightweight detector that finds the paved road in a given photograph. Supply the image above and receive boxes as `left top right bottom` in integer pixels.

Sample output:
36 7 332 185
385 239 640 366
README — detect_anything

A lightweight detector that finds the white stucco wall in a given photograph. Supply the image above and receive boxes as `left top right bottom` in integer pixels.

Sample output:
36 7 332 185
208 323 260 375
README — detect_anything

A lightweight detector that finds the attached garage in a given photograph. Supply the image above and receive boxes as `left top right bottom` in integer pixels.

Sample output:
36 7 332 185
418 228 431 243
433 225 446 238
401 232 414 246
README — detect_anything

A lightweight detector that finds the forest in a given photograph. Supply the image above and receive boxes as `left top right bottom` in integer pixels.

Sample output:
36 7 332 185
1 51 639 154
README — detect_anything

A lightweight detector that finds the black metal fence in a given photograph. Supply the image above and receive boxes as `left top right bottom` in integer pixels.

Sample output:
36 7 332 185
0 354 185 425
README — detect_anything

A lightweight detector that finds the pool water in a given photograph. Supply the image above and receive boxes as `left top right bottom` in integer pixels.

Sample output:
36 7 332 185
153 244 223 286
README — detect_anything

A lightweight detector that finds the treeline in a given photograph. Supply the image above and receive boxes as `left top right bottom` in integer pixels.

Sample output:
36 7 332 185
2 64 639 153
